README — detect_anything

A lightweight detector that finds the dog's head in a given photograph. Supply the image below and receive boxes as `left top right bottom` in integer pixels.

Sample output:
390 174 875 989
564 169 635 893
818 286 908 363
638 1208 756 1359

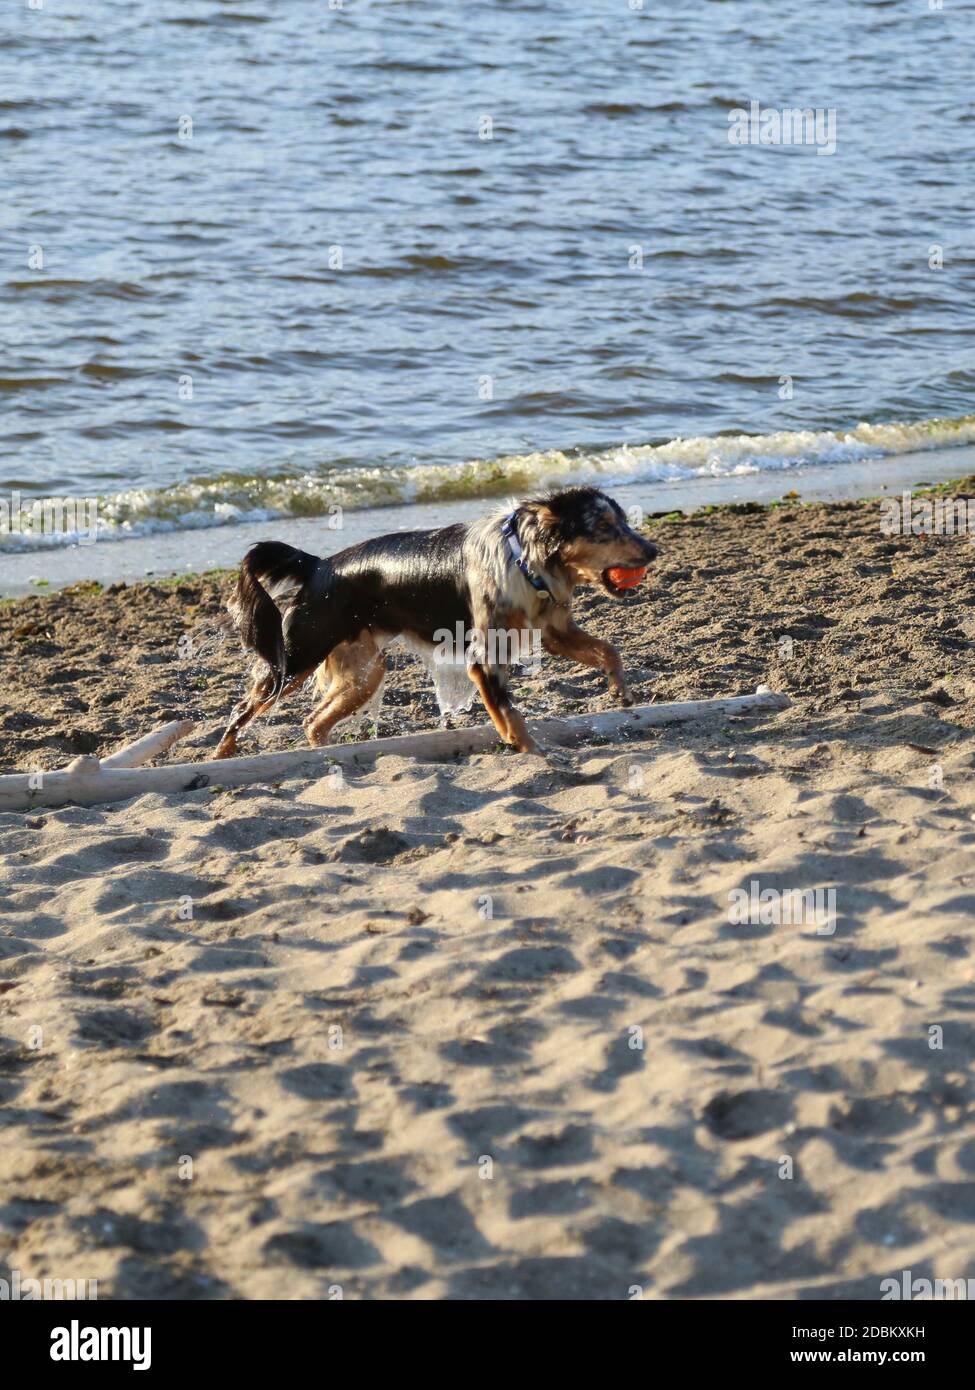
519 486 658 598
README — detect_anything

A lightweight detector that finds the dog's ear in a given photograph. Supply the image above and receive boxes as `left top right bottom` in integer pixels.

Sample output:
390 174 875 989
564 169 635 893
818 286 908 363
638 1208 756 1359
529 503 564 561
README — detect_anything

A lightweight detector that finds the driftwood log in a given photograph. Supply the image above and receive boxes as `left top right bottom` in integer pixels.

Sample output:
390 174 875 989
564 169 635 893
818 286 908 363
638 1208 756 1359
100 718 196 768
0 689 791 813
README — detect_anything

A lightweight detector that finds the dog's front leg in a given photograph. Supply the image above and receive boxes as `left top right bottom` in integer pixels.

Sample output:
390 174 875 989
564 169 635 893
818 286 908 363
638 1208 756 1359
542 621 632 705
468 663 539 753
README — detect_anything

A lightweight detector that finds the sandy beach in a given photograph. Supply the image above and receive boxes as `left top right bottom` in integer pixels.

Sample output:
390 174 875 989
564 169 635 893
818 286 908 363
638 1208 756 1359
2 491 974 1299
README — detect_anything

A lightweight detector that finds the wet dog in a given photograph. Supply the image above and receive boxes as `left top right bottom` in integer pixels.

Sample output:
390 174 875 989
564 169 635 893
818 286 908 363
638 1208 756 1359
215 485 657 757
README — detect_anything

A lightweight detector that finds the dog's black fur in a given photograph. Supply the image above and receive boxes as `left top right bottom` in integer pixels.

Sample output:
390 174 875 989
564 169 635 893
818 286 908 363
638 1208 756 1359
217 486 657 757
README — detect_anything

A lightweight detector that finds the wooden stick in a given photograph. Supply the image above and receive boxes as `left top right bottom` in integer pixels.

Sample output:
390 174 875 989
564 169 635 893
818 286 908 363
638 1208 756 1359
101 719 197 768
0 689 791 813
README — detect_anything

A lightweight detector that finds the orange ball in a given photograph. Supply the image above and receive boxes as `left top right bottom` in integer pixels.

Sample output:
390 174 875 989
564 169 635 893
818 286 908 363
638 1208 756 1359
606 565 647 589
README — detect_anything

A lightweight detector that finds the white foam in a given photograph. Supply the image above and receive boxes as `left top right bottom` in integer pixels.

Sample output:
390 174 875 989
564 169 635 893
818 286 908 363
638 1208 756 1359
4 414 974 553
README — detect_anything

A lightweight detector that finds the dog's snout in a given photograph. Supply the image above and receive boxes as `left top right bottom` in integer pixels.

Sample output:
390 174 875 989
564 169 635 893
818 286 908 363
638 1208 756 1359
641 537 658 562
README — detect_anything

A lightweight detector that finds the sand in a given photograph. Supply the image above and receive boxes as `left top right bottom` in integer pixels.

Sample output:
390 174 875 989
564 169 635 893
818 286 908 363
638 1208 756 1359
2 490 975 1300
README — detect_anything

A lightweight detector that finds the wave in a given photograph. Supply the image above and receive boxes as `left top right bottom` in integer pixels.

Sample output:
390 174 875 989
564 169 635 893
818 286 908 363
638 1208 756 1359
3 414 974 553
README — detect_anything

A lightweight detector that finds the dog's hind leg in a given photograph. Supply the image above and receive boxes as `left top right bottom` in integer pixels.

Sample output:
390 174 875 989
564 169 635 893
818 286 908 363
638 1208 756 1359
215 666 313 759
215 667 275 759
304 635 387 746
468 663 538 753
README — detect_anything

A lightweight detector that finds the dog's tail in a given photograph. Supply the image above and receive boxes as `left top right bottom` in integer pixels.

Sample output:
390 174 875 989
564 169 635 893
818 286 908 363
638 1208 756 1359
231 540 323 692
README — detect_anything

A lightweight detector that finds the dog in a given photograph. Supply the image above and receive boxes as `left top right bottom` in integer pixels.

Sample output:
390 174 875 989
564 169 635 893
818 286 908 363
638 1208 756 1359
215 485 657 758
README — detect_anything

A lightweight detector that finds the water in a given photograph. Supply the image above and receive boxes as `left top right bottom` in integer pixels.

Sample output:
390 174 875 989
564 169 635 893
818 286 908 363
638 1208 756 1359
2 0 974 555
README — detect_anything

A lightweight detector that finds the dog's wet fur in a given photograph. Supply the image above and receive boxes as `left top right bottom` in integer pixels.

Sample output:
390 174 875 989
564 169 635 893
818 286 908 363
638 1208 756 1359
216 486 657 757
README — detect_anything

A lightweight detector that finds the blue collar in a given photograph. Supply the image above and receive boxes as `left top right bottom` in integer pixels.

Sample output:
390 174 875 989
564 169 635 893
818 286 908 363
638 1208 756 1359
501 510 555 600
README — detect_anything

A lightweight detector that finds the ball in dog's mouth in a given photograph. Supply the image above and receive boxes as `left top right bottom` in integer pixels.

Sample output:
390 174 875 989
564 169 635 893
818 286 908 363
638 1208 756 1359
602 564 648 596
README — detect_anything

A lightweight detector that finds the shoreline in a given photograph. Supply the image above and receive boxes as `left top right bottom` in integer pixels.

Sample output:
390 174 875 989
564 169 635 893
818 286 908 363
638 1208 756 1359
3 443 975 598
6 481 975 776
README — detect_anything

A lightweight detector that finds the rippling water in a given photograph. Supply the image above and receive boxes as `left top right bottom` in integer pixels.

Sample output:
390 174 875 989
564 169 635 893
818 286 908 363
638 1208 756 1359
2 0 973 547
